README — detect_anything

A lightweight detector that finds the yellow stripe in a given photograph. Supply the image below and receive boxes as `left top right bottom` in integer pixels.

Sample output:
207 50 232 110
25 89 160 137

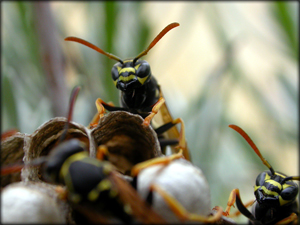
259 186 279 196
137 75 149 85
116 66 122 73
123 60 133 63
264 173 271 180
283 183 291 189
134 64 141 70
59 151 89 192
118 74 136 82
113 80 117 86
119 67 135 74
275 172 286 178
265 180 282 189
60 151 88 180
279 195 291 206
81 156 103 168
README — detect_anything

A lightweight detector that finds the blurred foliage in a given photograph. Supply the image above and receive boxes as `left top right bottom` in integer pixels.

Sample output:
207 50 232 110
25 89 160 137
2 1 298 224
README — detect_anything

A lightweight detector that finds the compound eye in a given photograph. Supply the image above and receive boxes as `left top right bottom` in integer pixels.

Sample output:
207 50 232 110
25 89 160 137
256 171 269 186
281 185 298 201
111 63 122 81
136 61 151 78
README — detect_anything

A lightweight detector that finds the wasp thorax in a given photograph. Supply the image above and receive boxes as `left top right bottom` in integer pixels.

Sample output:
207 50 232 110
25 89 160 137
111 60 151 92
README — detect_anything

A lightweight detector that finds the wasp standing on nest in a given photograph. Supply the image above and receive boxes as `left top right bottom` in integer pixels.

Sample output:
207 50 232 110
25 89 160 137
214 125 299 225
64 22 191 161
1 86 167 224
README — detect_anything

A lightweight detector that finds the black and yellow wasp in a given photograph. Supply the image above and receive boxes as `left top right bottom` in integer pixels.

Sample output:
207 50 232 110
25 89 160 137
64 22 191 161
1 86 166 224
217 124 299 225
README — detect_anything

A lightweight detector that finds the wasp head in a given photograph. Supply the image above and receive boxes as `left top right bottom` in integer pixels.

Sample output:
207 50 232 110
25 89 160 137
111 59 151 92
254 171 299 207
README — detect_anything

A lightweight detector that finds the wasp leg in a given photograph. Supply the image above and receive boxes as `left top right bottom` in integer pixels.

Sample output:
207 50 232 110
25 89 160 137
88 98 106 128
162 118 188 159
107 101 115 107
213 188 237 217
143 97 165 127
275 213 298 225
229 199 254 217
150 184 223 223
171 118 186 152
131 149 184 177
89 112 100 129
234 189 259 223
155 121 178 135
96 145 109 161
213 188 255 217
155 118 187 152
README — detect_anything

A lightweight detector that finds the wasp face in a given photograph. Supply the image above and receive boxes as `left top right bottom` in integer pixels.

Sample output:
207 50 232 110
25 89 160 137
254 171 298 207
111 60 151 92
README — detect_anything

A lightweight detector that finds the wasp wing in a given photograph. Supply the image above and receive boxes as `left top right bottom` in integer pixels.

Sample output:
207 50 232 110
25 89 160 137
152 88 191 161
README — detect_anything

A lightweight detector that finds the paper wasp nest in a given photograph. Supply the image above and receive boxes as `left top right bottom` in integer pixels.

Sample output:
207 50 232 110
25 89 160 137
1 113 235 224
1 117 95 224
91 111 162 175
1 132 27 188
21 117 96 182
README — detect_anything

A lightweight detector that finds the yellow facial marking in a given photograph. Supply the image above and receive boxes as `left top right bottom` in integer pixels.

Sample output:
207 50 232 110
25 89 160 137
116 66 122 73
265 180 282 190
283 183 291 189
258 186 279 196
113 80 118 86
275 172 286 178
264 173 271 181
118 74 136 82
119 67 135 74
137 75 149 85
279 195 291 206
134 64 141 70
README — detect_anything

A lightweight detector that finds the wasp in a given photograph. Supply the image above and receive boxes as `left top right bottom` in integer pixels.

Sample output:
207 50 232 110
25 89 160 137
65 22 191 161
1 86 166 224
215 124 299 225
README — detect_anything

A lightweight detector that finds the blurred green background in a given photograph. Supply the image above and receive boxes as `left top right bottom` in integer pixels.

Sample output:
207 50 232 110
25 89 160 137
2 1 298 223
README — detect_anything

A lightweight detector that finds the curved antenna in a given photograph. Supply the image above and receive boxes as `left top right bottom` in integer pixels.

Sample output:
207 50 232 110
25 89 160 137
65 37 123 64
133 22 180 64
58 86 81 143
229 124 275 175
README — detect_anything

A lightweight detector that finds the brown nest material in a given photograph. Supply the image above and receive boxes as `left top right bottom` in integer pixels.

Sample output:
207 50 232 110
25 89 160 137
22 117 96 182
91 111 162 175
